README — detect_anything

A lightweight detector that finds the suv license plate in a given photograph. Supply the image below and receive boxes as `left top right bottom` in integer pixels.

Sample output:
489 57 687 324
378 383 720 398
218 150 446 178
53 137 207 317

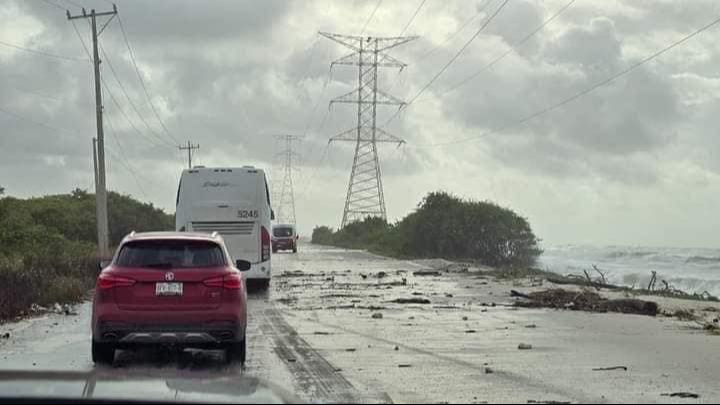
156 282 183 296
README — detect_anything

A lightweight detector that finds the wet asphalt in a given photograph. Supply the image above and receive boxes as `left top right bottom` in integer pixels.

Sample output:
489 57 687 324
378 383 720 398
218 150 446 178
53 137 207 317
1 243 719 403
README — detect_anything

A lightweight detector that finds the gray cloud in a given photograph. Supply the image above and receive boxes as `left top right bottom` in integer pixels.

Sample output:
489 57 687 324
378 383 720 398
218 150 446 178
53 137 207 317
2 0 720 247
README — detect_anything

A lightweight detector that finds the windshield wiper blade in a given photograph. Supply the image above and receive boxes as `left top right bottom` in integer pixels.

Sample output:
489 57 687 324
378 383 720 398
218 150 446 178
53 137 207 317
143 262 174 268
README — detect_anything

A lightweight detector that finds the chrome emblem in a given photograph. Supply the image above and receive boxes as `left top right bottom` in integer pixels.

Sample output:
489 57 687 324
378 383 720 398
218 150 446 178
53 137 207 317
165 272 175 281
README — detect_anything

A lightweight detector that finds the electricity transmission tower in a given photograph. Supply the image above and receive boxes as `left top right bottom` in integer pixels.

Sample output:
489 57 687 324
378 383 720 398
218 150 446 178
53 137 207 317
274 135 303 225
320 32 417 228
68 5 118 259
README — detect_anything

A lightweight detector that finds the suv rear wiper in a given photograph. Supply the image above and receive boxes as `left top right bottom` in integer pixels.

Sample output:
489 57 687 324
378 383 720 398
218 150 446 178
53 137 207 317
143 262 175 268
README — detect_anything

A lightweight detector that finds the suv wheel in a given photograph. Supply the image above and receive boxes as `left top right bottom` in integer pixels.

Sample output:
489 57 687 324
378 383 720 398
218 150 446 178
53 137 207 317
227 338 247 365
92 340 115 365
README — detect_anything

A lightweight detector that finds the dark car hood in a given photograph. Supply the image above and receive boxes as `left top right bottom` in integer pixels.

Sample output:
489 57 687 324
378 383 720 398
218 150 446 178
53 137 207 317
0 370 300 404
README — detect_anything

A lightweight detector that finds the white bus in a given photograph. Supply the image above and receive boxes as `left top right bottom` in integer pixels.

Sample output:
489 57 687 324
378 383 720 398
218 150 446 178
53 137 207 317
175 167 273 287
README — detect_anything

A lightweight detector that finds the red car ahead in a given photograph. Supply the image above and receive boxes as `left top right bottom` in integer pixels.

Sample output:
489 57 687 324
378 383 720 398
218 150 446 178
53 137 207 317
91 232 249 365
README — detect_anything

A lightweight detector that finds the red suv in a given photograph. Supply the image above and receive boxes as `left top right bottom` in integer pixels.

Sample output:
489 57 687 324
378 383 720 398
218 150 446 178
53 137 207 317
91 232 249 365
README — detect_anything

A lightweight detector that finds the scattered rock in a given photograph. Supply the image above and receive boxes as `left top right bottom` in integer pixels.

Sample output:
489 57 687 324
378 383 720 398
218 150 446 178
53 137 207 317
394 346 399 351
490 303 496 308
408 316 415 320
445 293 454 298
525 324 537 329
287 358 297 363
377 272 387 279
372 313 384 319
412 292 424 296
346 348 357 353
360 274 368 280
1 333 9 339
462 316 469 321
484 367 494 374
398 364 412 368
465 330 477 334
518 343 533 350
481 309 488 313
313 331 331 335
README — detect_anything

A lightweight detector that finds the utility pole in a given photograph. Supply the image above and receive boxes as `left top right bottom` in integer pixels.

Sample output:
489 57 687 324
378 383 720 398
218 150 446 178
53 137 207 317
68 5 117 259
92 138 99 193
179 141 200 169
320 32 417 228
273 135 302 225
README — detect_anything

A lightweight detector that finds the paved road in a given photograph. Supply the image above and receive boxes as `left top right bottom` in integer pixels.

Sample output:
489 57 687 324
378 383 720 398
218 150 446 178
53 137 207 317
1 243 719 403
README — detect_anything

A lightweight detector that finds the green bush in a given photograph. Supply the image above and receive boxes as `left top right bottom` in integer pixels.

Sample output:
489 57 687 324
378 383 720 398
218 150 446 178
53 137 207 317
0 188 173 320
311 192 542 267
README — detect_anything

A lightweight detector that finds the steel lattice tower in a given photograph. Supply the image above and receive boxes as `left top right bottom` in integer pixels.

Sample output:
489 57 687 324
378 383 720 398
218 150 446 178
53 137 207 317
274 135 302 225
320 32 417 228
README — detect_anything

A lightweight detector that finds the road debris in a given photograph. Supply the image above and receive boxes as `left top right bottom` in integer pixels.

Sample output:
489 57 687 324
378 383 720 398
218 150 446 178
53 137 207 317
394 346 399 351
592 366 627 371
465 330 477 334
390 298 431 305
511 289 659 316
661 392 700 399
445 293 454 298
413 270 442 277
525 324 537 329
372 313 384 319
484 367 494 374
518 343 533 350
462 316 469 321
345 348 357 353
398 364 412 368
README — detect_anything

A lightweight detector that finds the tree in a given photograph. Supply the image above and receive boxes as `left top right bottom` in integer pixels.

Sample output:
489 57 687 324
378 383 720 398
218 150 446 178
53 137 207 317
0 186 4 196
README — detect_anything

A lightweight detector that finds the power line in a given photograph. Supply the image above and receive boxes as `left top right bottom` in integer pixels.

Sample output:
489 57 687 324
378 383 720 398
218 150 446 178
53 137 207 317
381 0 510 127
398 0 429 37
428 14 720 148
0 103 75 136
105 114 150 199
418 0 494 60
102 77 174 149
99 43 171 148
59 0 85 9
38 0 66 11
116 15 179 145
72 18 170 149
0 39 88 62
433 0 578 99
360 0 383 35
408 0 511 106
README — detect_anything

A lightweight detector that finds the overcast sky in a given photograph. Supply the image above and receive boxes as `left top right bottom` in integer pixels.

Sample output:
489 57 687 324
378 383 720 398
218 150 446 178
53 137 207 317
1 0 719 248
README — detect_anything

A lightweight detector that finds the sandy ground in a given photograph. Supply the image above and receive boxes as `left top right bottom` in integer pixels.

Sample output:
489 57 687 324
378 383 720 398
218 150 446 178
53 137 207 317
0 243 718 403
274 244 720 404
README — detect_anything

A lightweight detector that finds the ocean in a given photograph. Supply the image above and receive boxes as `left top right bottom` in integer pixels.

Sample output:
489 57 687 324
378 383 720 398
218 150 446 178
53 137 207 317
538 245 720 297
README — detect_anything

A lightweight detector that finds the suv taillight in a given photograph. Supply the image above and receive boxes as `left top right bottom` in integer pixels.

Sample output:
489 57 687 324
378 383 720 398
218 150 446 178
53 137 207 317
203 274 243 290
261 226 271 261
97 274 136 289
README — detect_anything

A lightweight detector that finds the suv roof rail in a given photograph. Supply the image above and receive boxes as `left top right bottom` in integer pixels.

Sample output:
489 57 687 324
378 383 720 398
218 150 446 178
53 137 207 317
211 231 219 239
129 231 136 237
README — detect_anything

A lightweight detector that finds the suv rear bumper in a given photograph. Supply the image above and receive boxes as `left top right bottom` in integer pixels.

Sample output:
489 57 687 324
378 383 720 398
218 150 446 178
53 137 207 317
95 321 244 348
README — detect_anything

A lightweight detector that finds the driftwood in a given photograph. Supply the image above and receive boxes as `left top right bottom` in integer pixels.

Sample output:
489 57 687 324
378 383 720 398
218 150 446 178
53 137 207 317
513 289 658 316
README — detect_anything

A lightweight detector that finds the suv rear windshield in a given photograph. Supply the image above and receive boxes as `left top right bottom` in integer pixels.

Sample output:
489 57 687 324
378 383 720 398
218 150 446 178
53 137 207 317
273 227 294 237
116 240 226 268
